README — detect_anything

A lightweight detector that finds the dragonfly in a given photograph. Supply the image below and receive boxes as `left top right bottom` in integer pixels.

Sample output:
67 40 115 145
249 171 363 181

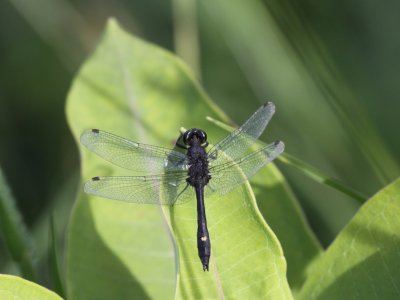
80 102 284 271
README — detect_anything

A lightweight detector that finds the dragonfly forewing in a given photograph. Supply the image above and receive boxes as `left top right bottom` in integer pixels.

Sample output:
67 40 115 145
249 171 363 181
80 129 188 174
208 102 275 165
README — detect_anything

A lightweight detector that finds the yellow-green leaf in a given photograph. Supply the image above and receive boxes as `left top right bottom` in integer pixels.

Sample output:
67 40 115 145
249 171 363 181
0 274 63 300
66 18 298 299
298 178 400 299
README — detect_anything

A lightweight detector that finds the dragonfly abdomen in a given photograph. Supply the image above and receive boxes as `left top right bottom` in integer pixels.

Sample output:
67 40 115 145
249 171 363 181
195 184 211 271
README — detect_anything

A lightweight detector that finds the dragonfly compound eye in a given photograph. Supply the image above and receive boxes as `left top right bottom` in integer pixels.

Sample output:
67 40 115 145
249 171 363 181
182 130 190 145
198 129 207 143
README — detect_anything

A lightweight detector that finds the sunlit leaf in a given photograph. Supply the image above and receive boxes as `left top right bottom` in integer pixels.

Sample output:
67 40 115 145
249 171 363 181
66 18 300 299
0 274 62 300
298 178 400 299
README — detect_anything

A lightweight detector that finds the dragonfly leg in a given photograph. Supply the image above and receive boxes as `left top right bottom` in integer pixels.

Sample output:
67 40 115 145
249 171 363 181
176 142 188 150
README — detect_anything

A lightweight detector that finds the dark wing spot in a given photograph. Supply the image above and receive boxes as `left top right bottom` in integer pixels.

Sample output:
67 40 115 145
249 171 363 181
92 176 100 181
92 129 100 133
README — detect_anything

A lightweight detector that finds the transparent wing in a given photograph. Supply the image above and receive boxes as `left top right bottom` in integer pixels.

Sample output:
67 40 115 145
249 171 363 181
80 129 188 174
205 141 284 197
84 172 194 205
208 102 275 165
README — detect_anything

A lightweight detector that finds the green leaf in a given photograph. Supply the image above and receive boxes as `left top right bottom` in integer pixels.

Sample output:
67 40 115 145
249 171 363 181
0 274 63 300
66 18 296 299
0 167 36 280
298 178 400 299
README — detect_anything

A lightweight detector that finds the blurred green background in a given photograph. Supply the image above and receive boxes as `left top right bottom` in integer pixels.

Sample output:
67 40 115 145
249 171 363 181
0 0 399 281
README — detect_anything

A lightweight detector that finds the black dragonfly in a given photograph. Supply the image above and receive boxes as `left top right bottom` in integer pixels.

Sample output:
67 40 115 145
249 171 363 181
80 102 284 271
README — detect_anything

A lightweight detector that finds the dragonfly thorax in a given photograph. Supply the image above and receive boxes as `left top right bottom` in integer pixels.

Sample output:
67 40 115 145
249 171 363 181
186 144 211 188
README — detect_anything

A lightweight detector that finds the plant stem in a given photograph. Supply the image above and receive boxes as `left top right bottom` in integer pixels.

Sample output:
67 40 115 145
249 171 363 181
172 0 201 79
206 116 367 204
278 153 367 203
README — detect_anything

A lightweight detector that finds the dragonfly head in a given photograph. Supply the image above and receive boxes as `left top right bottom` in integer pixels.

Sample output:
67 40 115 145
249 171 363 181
183 128 208 147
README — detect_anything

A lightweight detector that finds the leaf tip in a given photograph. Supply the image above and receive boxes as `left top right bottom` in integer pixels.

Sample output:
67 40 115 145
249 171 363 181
106 17 121 31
